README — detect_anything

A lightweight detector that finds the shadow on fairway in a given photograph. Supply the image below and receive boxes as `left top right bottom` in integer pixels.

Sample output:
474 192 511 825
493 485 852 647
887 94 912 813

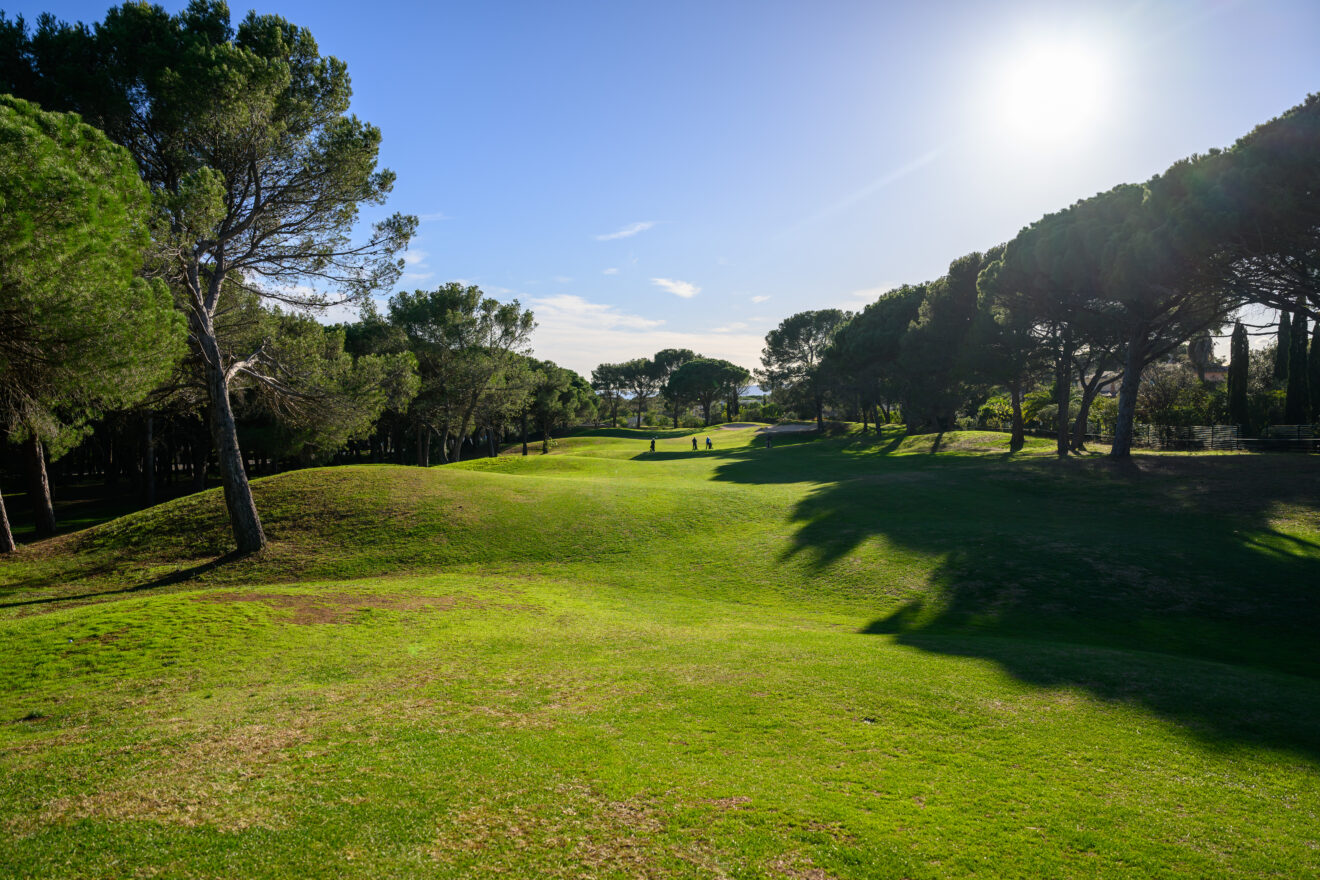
0 551 246 611
714 436 1320 759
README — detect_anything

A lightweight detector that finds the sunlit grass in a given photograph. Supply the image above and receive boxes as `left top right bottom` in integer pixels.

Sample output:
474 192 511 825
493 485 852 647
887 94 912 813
2 425 1317 878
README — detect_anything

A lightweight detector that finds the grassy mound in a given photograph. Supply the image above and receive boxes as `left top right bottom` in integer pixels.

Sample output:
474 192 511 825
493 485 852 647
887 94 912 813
2 425 1318 878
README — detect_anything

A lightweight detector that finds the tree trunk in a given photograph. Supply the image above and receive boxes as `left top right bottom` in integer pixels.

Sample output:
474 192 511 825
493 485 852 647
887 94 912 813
416 425 429 467
488 425 498 458
1009 380 1025 452
190 421 210 493
1111 329 1148 459
0 488 15 553
636 398 644 429
815 395 824 431
672 401 679 428
521 410 529 456
23 434 56 538
541 421 550 454
143 413 155 507
200 335 266 553
1054 328 1073 458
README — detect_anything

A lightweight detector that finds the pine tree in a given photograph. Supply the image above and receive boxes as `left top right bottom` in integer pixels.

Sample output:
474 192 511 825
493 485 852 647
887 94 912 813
1227 321 1250 432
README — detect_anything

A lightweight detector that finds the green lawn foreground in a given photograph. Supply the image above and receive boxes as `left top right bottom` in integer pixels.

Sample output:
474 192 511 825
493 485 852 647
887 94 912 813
1 425 1318 878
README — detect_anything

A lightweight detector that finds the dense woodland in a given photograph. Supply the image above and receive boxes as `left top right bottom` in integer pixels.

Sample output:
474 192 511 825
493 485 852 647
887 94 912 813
1 2 1319 556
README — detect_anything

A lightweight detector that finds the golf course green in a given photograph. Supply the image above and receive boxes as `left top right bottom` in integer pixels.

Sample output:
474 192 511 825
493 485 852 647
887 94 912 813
2 425 1317 878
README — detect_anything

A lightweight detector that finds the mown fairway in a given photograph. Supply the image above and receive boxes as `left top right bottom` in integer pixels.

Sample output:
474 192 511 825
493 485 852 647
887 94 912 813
2 426 1318 879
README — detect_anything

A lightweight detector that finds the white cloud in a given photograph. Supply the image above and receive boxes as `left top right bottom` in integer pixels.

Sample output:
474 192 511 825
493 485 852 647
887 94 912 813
652 277 700 299
842 282 900 309
401 248 434 283
418 211 450 223
595 221 655 241
712 321 748 333
602 267 619 275
527 294 763 377
554 276 573 283
750 295 770 304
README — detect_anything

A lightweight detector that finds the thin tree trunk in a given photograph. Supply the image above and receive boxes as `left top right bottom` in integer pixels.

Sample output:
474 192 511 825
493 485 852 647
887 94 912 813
1009 379 1025 453
416 425 429 467
1054 328 1073 458
521 410 529 456
143 413 155 507
816 395 824 431
23 434 56 538
0 488 14 553
1111 330 1147 459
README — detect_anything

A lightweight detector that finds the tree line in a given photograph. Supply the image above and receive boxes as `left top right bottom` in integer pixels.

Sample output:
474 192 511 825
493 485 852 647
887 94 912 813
0 3 596 554
753 94 1320 457
590 351 752 429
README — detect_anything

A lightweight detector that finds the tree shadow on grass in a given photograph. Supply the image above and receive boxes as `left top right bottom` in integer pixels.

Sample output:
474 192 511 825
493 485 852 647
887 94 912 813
0 551 246 612
715 445 1320 758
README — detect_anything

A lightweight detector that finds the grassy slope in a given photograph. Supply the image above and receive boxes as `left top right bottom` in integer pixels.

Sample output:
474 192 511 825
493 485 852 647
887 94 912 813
1 425 1318 878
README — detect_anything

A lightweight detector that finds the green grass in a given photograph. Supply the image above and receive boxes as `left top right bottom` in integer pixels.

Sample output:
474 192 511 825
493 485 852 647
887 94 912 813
2 424 1318 878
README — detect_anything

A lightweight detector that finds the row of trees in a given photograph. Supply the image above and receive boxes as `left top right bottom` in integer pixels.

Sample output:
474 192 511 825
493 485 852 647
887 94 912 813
756 93 1320 458
591 351 752 429
0 4 599 554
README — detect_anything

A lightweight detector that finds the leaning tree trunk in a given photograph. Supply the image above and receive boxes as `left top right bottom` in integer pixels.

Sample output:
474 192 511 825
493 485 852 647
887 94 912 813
23 434 56 538
1110 330 1148 459
198 331 266 554
0 488 15 553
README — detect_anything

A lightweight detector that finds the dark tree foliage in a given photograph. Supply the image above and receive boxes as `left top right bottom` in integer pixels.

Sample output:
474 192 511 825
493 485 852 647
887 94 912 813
666 358 751 426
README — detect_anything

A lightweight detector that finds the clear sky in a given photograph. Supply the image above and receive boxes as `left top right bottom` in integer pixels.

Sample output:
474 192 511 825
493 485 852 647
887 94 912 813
6 0 1319 374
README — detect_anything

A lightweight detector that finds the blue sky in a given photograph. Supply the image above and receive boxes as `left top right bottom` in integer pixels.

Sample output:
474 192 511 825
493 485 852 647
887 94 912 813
7 0 1319 374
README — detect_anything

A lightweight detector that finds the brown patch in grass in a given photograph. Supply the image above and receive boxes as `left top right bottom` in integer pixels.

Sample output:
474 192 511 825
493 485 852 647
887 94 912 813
15 722 311 835
192 590 496 624
768 852 837 880
431 785 669 878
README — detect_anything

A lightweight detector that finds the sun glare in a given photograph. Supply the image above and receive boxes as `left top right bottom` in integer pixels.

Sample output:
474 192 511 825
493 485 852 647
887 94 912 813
997 40 1110 147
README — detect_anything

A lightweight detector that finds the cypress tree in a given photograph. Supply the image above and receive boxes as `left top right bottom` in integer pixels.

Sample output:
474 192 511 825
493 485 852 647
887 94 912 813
1227 321 1250 431
1310 321 1320 423
1285 310 1310 424
1273 310 1291 384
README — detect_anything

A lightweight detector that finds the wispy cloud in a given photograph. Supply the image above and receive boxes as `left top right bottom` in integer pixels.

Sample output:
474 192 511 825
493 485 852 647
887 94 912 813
417 211 451 223
785 148 943 236
554 276 573 284
527 294 762 377
401 249 434 283
750 295 770 304
602 267 619 275
652 277 700 299
595 221 655 241
712 321 748 333
842 282 899 309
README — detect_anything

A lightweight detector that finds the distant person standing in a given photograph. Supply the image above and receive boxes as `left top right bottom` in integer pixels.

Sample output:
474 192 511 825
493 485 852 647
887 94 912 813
705 436 713 450
649 437 656 453
692 437 698 451
765 434 772 449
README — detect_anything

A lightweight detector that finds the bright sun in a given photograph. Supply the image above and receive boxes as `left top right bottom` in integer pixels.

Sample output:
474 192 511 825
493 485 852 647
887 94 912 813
998 40 1110 146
